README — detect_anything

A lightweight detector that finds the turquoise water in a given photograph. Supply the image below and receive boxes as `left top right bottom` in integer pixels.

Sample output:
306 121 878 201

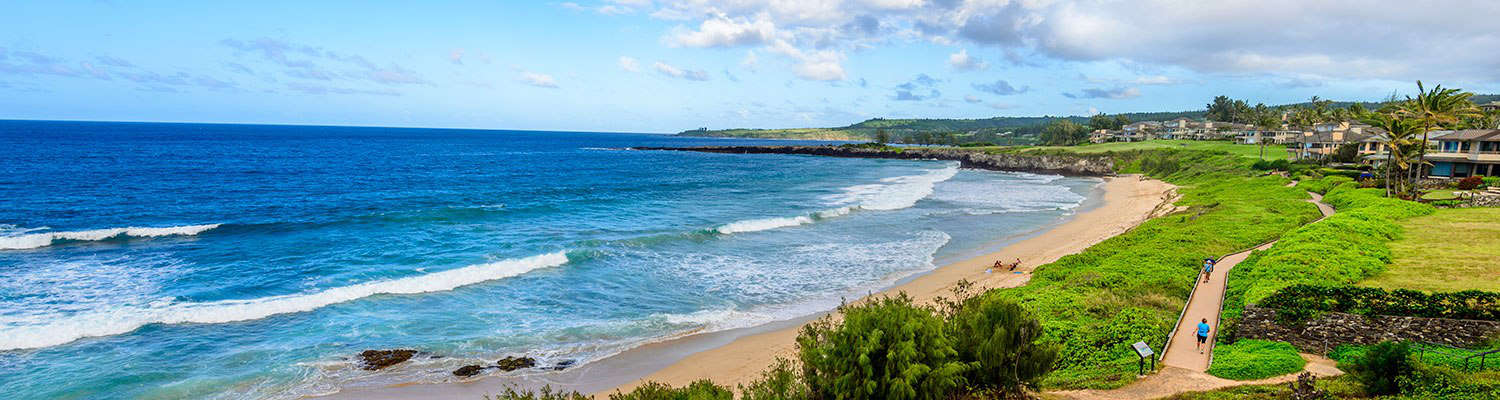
0 121 1097 399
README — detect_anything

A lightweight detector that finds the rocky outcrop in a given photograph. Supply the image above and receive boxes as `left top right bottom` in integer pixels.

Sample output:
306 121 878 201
496 356 538 371
452 365 485 377
358 349 417 370
631 146 1116 176
1237 306 1500 353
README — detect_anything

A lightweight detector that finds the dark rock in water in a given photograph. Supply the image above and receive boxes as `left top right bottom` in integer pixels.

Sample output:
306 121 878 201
547 359 576 371
358 349 417 371
629 145 1116 177
452 365 486 377
495 356 537 371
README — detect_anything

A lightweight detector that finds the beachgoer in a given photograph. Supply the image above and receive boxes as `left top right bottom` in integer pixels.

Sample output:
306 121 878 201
1202 258 1214 282
1009 258 1021 271
1196 318 1211 353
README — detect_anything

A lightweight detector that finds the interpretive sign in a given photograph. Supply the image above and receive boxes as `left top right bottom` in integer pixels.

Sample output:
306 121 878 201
1132 341 1154 358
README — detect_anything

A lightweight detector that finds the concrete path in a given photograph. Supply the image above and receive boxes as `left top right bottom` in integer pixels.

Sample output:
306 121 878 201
1053 191 1336 399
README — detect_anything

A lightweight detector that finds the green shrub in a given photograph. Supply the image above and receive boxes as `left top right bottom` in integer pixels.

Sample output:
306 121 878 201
1350 341 1414 396
1483 176 1499 188
796 293 969 400
1296 176 1352 194
1397 363 1500 399
1251 159 1291 171
1206 340 1306 380
1258 285 1500 322
739 358 811 400
948 293 1058 394
486 386 592 400
607 380 732 400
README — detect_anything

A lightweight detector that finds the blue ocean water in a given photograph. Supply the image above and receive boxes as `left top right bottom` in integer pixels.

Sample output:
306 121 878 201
0 121 1098 399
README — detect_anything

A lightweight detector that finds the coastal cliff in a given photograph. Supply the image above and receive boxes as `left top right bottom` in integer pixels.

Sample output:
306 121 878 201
632 145 1116 176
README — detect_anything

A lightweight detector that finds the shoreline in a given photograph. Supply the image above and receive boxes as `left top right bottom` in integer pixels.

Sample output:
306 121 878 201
318 174 1177 399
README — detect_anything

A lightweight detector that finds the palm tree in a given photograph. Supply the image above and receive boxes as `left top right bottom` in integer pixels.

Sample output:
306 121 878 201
1254 110 1281 160
1361 112 1422 197
1397 81 1480 184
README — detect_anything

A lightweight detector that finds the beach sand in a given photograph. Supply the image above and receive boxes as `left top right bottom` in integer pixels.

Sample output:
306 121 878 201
318 174 1176 399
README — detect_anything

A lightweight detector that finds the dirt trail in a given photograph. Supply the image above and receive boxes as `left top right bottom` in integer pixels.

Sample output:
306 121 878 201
1053 191 1337 399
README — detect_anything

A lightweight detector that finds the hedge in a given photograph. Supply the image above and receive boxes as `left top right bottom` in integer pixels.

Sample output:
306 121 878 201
1259 284 1500 322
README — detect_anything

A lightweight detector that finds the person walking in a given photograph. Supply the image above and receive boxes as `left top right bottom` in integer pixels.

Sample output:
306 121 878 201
1202 258 1215 283
1196 318 1211 354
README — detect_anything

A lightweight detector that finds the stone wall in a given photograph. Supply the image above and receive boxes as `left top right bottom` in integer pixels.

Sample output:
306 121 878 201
1237 306 1500 353
631 146 1117 176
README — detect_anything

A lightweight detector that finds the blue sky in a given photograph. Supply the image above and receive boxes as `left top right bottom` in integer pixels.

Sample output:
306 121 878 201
2 0 1496 133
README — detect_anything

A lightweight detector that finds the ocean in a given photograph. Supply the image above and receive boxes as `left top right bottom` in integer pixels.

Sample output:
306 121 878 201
0 120 1098 399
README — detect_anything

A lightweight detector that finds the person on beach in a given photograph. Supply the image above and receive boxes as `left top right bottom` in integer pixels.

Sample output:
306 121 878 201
1196 318 1211 353
1009 258 1021 271
1202 258 1215 282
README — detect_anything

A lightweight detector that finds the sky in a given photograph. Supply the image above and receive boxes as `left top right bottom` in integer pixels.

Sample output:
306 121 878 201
1 0 1497 133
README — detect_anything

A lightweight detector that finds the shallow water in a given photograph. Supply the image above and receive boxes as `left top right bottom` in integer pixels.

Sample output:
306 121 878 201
0 121 1096 399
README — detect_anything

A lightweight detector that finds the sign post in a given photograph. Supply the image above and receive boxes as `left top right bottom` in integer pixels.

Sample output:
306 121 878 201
1132 341 1156 376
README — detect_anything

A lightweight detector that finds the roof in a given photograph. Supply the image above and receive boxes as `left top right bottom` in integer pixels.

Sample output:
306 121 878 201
1430 129 1500 141
1287 132 1374 144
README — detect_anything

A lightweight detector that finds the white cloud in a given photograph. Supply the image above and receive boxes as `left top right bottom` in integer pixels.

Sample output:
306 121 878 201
635 0 1500 84
948 49 988 71
520 72 558 88
669 15 777 48
618 56 641 72
653 61 710 81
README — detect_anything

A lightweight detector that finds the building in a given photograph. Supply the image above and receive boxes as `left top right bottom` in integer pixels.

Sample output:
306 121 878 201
1425 129 1500 178
1480 101 1500 112
1285 121 1380 160
1121 121 1162 142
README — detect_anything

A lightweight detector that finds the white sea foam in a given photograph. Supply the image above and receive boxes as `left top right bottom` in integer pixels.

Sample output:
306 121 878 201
825 163 960 211
0 251 569 351
0 224 222 250
715 216 814 234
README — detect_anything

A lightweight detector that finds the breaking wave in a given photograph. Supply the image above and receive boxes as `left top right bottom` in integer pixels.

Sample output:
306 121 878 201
0 224 222 250
0 251 569 351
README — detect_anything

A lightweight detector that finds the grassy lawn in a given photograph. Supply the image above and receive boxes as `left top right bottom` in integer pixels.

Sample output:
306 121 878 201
1360 207 1500 292
1419 189 1460 201
1013 140 1288 160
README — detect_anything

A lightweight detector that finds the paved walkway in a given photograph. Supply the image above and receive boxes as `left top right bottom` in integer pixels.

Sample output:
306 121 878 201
1053 191 1337 399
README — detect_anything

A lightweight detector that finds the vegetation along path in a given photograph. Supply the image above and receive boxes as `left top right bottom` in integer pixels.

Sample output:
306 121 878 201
1054 191 1337 400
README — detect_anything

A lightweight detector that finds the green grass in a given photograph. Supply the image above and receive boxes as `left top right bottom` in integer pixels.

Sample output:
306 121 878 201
1206 340 1307 380
1013 140 1288 160
1159 375 1366 399
979 149 1320 389
1361 208 1500 293
1220 179 1436 332
1420 189 1461 201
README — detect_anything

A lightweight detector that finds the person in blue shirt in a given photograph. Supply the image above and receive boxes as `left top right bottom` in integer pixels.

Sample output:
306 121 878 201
1202 258 1215 283
1196 318 1212 353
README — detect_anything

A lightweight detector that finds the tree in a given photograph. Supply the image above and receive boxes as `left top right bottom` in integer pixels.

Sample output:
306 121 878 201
1088 113 1126 131
1348 341 1413 396
1207 96 1253 123
1397 81 1480 186
1361 112 1423 197
948 294 1058 396
797 294 969 400
1253 108 1282 160
1039 119 1088 146
873 128 891 144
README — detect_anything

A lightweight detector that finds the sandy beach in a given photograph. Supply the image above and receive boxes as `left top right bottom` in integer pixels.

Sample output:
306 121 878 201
320 174 1177 399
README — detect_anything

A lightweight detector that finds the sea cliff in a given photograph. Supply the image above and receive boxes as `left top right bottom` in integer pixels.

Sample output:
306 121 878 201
632 145 1116 176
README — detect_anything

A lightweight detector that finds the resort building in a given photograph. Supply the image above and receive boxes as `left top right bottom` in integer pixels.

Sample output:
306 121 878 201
1285 121 1380 160
1425 129 1500 178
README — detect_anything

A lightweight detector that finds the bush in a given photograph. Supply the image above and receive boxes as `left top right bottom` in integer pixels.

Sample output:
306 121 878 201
1296 175 1352 194
1458 176 1485 190
607 380 732 400
1397 363 1500 399
1484 176 1500 189
796 293 969 400
487 386 592 400
1257 284 1500 322
1349 341 1414 396
1206 340 1306 380
948 293 1059 394
1251 159 1291 171
739 358 811 400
